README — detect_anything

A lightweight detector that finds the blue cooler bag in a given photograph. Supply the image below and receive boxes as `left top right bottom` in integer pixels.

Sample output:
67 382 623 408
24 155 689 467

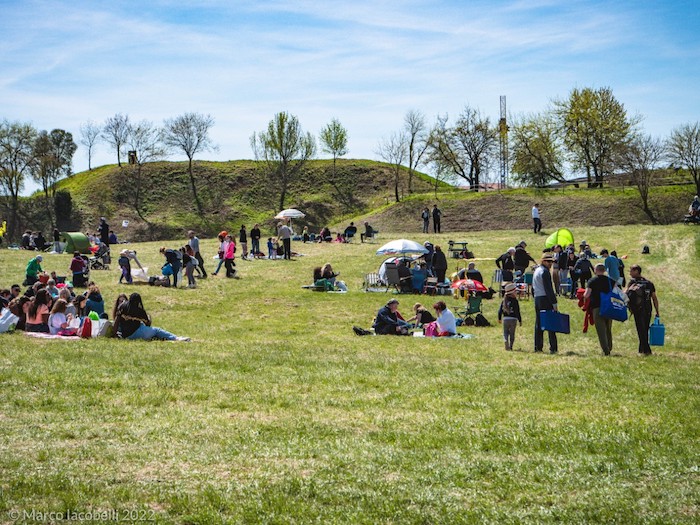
540 310 570 334
649 317 665 346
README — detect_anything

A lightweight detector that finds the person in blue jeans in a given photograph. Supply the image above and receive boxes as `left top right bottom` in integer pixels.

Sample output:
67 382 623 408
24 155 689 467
114 292 189 341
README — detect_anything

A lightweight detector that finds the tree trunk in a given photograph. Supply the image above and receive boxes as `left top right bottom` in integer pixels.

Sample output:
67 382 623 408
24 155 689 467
188 157 205 217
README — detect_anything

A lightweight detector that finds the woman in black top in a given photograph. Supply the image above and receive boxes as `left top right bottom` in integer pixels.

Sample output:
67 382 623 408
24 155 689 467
408 303 436 327
114 293 189 341
432 245 448 283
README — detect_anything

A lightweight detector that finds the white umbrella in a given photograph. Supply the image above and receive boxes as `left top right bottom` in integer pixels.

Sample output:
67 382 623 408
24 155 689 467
274 208 305 220
376 239 429 256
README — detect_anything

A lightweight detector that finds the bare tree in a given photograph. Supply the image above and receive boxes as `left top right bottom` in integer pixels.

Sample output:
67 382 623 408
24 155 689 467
32 129 77 227
0 120 38 240
119 121 167 226
620 134 666 223
102 113 130 167
251 112 316 211
79 120 101 171
319 118 352 209
427 108 497 191
667 122 700 195
375 132 407 202
404 110 429 193
162 113 217 217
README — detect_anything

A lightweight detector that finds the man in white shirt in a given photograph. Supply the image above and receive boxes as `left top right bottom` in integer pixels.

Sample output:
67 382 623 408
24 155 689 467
532 203 541 233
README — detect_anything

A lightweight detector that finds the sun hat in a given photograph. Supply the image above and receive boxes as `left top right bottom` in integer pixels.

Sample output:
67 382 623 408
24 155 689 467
504 283 517 293
540 253 556 263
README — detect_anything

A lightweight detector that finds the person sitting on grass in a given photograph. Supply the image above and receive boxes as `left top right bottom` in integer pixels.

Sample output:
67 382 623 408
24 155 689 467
48 298 76 336
431 300 457 337
113 292 190 342
24 289 52 333
85 282 106 319
407 303 436 328
373 298 409 335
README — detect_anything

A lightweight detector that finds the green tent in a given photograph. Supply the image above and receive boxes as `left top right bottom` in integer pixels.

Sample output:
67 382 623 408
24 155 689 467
545 228 574 249
61 232 92 254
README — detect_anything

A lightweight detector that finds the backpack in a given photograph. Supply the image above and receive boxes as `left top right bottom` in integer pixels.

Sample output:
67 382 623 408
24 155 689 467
79 317 92 339
475 313 491 327
626 280 649 312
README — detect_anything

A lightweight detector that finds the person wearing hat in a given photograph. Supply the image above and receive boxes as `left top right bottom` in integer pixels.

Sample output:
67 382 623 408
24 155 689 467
24 254 43 286
498 283 522 351
372 299 409 335
532 253 558 354
514 242 535 275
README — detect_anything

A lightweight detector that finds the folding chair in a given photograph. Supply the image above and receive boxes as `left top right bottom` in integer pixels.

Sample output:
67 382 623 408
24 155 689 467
385 263 411 293
559 277 572 296
456 295 482 322
422 276 438 295
362 272 382 291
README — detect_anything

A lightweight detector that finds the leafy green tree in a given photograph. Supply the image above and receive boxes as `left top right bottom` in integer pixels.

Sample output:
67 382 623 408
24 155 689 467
427 108 497 191
162 113 217 217
0 120 38 240
376 132 407 203
102 113 130 167
251 112 316 211
666 122 700 195
555 87 639 188
320 118 352 209
510 112 566 187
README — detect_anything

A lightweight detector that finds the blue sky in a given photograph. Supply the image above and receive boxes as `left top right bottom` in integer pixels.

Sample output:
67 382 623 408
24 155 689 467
2 0 699 194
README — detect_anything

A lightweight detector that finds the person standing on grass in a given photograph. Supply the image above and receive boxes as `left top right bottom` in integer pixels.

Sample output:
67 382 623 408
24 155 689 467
421 207 430 233
432 204 442 233
250 224 261 257
496 247 516 283
239 225 249 260
188 230 207 279
532 203 542 233
601 249 621 286
584 263 616 356
223 234 238 278
432 245 448 284
513 241 535 275
625 265 660 355
498 283 522 351
277 222 292 260
532 253 558 354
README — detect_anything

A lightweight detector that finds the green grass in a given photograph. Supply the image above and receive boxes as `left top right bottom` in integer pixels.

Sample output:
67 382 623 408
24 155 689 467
1 225 699 523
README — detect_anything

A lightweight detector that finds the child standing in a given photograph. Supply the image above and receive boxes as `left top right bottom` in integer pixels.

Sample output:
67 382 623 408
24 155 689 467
118 249 133 284
267 238 275 259
498 283 522 351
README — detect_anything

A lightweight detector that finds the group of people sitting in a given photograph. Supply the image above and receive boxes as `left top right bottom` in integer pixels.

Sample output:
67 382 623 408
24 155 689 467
353 298 457 337
300 221 376 244
1 277 188 341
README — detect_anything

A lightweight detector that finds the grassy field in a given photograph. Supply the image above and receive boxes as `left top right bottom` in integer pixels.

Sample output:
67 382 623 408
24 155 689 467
0 224 698 524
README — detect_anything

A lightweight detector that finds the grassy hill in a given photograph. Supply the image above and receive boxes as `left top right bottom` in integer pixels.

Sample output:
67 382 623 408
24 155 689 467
8 159 696 242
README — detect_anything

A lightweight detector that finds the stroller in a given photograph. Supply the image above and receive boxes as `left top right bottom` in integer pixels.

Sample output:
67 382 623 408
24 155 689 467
90 244 111 270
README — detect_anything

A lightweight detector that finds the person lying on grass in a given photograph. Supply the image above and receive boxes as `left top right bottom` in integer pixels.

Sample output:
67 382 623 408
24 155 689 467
113 292 190 342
